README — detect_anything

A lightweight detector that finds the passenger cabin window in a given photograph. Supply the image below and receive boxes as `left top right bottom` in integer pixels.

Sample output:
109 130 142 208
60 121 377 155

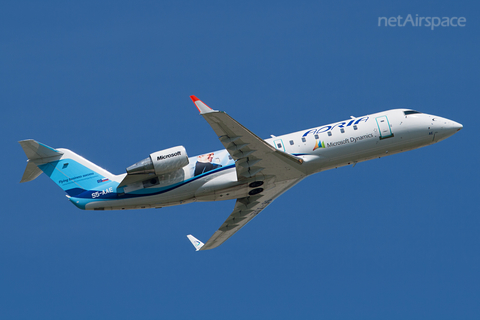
277 143 282 148
404 110 421 115
314 134 319 139
340 128 345 133
353 125 358 130
301 137 306 142
328 131 332 136
289 140 294 145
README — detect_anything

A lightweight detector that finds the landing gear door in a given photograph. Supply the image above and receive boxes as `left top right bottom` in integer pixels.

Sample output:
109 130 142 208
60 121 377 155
376 116 394 140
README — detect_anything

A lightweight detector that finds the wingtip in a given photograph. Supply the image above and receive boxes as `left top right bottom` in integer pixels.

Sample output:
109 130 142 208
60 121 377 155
189 95 215 114
187 234 205 251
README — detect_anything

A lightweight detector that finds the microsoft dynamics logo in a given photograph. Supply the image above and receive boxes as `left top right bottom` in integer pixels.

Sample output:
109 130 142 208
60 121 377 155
313 140 325 151
378 14 466 30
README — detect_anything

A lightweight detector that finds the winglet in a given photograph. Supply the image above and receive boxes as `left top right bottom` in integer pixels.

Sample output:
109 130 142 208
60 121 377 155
190 95 216 114
187 234 205 251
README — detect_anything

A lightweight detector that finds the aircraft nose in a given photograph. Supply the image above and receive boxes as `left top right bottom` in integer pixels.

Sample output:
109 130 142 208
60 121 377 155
433 118 463 142
450 120 463 132
443 119 463 134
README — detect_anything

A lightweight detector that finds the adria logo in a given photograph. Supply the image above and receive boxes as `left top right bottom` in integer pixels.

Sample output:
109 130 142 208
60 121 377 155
303 117 369 137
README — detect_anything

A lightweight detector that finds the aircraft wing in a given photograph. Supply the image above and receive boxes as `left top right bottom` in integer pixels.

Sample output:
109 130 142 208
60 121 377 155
190 177 303 250
190 96 306 181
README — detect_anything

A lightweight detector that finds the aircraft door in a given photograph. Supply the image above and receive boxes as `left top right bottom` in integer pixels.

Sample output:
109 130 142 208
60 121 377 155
273 139 285 152
376 116 394 139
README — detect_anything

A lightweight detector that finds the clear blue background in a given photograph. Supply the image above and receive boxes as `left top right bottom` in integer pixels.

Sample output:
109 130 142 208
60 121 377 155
1 1 478 319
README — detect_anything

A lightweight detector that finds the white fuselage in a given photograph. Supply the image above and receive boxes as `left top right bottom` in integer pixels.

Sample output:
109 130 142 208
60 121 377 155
81 109 461 210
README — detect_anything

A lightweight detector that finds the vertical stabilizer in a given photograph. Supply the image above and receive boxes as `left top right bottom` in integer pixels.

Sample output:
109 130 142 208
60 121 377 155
19 140 118 200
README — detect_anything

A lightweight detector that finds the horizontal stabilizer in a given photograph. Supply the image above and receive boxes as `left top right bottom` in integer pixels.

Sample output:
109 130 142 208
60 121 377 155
187 234 204 251
20 161 43 183
19 140 64 183
19 139 63 160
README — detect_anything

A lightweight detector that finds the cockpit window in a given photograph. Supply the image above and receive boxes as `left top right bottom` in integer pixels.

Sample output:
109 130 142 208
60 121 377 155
404 110 421 115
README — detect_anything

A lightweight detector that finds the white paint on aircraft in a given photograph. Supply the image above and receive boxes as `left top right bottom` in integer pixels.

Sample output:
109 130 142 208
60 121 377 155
19 97 463 250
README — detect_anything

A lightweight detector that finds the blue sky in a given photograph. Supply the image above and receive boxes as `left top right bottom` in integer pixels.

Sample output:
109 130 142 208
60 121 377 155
1 1 479 319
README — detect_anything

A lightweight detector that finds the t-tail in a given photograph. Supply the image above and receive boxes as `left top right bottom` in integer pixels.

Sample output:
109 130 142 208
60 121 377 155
19 140 119 209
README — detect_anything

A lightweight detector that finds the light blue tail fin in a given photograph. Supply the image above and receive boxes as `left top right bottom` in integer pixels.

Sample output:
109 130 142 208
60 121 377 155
19 140 118 199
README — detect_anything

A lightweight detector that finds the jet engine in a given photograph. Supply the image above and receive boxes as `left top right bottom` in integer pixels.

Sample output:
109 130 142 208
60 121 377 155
126 146 189 176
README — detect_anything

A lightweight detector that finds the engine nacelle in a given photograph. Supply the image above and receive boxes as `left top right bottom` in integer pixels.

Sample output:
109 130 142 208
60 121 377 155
126 146 189 176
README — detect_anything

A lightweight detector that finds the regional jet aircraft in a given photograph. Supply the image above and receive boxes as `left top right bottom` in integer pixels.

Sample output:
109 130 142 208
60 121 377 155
19 96 462 250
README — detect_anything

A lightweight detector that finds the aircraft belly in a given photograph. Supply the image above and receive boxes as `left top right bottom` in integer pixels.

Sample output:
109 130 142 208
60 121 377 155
84 192 197 210
195 184 249 201
194 169 248 201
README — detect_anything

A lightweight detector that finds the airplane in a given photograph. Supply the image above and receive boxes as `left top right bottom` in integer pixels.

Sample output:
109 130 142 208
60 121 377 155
19 96 463 251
